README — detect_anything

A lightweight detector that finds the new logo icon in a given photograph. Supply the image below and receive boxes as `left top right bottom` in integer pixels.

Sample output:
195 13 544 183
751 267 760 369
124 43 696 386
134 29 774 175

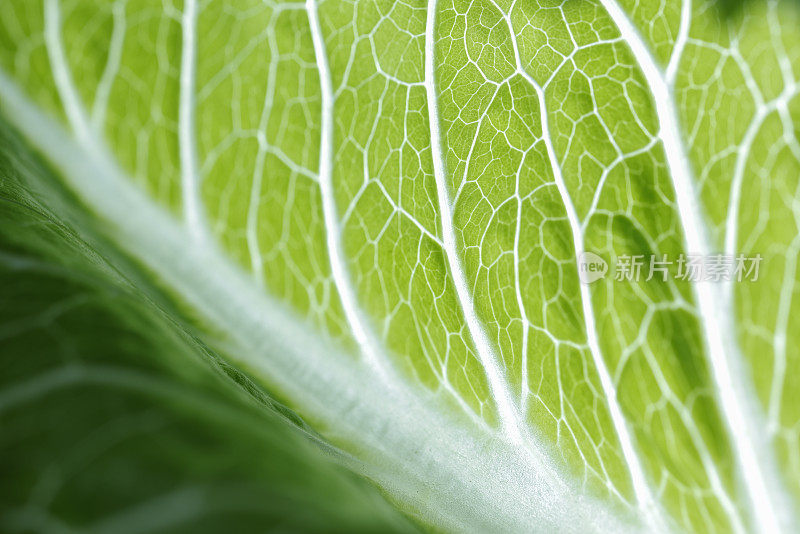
578 252 608 284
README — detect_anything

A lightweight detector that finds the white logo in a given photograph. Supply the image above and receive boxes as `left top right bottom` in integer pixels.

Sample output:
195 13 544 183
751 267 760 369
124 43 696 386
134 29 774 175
578 252 608 284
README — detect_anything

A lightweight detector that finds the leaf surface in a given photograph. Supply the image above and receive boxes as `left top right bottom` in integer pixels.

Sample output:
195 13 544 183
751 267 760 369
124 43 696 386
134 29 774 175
1 0 799 532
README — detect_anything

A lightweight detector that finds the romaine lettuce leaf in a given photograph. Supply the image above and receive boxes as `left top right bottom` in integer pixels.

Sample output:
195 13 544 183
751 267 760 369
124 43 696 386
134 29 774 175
1 0 798 532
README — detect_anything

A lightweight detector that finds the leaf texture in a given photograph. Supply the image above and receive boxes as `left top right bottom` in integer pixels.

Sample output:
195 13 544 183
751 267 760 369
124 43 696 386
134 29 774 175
1 0 799 532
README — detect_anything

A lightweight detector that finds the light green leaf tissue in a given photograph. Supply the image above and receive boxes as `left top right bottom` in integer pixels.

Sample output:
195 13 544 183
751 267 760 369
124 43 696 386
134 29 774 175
0 0 798 532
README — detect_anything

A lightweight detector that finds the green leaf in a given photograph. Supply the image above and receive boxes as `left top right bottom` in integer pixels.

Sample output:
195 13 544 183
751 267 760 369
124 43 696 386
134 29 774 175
0 119 415 533
0 0 799 532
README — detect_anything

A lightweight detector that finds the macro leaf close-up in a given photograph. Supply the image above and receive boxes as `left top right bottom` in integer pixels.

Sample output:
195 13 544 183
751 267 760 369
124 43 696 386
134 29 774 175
0 0 799 532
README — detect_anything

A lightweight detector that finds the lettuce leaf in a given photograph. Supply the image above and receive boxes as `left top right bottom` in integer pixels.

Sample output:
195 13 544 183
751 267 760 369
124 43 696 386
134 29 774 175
1 0 798 532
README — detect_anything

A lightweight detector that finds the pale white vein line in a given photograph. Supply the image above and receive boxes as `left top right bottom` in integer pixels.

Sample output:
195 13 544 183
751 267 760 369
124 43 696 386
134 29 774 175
43 0 92 145
489 2 662 528
425 0 525 445
639 343 745 534
457 83 502 203
582 137 659 230
665 0 691 85
265 145 319 182
179 0 205 239
246 136 267 286
770 179 800 431
539 58 673 534
513 165 531 410
91 0 126 130
723 108 767 294
306 0 388 378
724 85 797 435
768 230 800 433
597 0 787 531
761 0 799 437
247 30 279 288
372 180 444 247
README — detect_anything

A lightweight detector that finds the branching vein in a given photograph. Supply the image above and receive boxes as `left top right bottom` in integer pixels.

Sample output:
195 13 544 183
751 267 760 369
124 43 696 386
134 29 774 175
598 0 788 530
306 0 388 377
425 0 525 445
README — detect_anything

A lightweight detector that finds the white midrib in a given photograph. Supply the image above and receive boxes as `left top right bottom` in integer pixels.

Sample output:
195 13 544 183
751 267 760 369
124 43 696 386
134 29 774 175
490 3 661 528
0 67 643 534
424 0 526 446
179 0 205 240
598 0 785 531
305 0 388 379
